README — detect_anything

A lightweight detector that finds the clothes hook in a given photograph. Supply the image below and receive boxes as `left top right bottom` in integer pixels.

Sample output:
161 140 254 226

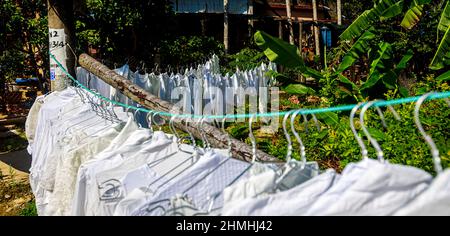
169 114 181 144
222 115 232 157
360 100 401 162
414 92 450 174
196 117 207 150
134 108 142 128
290 110 307 168
146 111 154 132
200 117 211 149
249 114 257 163
184 116 196 147
282 111 293 162
350 103 369 159
152 111 165 130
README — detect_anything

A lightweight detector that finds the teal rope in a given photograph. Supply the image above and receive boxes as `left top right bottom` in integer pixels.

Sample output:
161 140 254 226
50 53 450 119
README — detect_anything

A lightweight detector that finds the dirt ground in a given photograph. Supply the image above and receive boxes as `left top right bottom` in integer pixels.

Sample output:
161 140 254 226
0 160 34 216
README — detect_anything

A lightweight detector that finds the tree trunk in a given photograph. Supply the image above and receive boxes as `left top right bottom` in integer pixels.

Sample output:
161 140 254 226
285 0 294 44
78 53 281 163
312 0 320 56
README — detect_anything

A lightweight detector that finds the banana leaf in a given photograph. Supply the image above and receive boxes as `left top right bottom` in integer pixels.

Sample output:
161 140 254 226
438 0 450 33
254 30 323 80
380 0 404 20
430 25 450 70
340 0 403 40
361 42 393 90
395 49 414 72
337 30 376 73
283 84 316 95
436 70 450 81
400 3 424 29
254 30 305 69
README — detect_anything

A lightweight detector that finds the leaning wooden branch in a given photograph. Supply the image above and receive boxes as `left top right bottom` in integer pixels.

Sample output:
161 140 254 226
78 53 280 163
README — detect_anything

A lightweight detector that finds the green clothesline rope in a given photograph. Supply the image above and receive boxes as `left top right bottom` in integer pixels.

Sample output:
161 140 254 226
50 53 450 119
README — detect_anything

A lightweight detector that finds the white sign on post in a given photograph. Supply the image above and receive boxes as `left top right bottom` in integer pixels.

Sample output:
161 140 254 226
49 28 67 76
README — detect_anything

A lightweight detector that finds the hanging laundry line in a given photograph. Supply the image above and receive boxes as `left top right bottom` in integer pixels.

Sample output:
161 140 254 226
26 54 450 216
52 53 450 120
75 53 280 163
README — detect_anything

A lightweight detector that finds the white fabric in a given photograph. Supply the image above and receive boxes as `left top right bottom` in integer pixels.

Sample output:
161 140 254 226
131 151 250 216
29 88 79 215
113 188 149 216
306 158 432 216
222 169 339 216
25 95 45 154
393 169 450 216
81 131 176 216
70 120 152 216
222 164 277 212
44 117 139 215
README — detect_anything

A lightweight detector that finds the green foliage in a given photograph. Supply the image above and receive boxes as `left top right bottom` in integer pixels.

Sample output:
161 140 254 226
0 0 47 87
337 29 376 73
283 84 316 96
221 47 266 74
76 0 175 64
436 70 450 81
361 42 394 90
438 0 450 33
254 31 305 69
400 2 424 29
159 36 224 67
254 30 322 80
430 25 450 70
19 200 37 216
230 86 450 174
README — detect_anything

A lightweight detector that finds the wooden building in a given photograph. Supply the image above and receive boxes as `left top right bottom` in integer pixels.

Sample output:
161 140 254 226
171 0 339 54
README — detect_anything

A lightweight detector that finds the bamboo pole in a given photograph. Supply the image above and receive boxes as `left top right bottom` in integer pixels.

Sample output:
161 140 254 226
78 53 280 163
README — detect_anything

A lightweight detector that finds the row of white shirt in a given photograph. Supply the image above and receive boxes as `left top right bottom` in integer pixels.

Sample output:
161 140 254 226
25 87 450 215
75 55 277 126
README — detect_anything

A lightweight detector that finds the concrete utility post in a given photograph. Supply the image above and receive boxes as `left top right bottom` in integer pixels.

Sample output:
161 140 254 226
312 0 320 56
224 0 229 54
285 0 294 44
48 0 75 91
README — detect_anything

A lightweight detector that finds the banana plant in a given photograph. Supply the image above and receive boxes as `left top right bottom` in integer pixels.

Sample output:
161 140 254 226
341 0 449 71
337 46 414 99
254 30 413 102
341 0 432 41
430 0 450 70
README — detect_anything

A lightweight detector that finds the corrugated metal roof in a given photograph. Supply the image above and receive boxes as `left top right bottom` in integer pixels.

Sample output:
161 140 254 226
172 0 249 14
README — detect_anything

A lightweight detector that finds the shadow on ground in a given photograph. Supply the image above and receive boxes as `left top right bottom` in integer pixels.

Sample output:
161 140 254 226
0 150 31 173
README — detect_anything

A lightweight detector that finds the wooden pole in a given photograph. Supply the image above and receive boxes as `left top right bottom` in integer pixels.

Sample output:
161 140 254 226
299 21 303 53
48 0 75 91
285 0 294 44
278 21 283 39
337 0 342 25
248 0 254 39
312 0 320 56
224 0 229 54
78 53 280 163
299 20 305 83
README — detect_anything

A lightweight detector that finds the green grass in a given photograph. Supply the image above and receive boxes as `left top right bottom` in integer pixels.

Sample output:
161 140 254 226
19 200 37 216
